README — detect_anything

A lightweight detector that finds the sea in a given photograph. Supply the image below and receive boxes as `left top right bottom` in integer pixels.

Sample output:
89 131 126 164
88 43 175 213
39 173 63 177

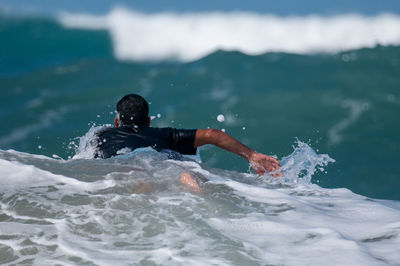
0 6 400 265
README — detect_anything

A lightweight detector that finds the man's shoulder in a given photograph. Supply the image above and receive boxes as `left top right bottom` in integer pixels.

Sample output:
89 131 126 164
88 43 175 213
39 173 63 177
146 127 197 136
96 125 123 135
97 126 173 136
97 126 195 136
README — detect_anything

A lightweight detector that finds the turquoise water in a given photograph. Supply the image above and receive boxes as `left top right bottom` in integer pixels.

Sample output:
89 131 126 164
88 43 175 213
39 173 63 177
1 13 400 265
1 15 400 201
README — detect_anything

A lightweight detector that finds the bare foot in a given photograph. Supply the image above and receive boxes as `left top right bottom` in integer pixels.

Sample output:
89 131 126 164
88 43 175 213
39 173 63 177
180 172 201 193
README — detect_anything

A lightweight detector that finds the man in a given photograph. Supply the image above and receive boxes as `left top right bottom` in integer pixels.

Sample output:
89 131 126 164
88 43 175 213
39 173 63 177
95 94 281 191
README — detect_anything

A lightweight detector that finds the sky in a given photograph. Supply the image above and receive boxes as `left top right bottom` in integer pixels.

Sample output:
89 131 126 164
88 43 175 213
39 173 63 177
1 0 400 16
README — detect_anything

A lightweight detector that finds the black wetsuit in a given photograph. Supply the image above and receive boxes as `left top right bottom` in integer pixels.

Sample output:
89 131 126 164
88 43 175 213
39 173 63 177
95 126 197 159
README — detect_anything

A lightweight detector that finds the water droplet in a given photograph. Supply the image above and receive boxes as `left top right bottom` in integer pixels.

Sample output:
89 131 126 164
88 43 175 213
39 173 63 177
217 114 225 122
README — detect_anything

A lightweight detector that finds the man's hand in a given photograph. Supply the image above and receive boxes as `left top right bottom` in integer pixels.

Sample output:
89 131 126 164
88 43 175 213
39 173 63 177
249 152 282 176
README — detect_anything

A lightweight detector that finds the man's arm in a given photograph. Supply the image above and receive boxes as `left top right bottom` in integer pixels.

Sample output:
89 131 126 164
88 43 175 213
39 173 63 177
193 129 281 175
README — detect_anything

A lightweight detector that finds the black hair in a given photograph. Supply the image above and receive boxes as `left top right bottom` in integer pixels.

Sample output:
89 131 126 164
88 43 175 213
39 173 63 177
116 94 149 126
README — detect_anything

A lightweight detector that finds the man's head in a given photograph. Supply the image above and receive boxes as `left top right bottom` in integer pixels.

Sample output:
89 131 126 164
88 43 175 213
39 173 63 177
115 94 150 127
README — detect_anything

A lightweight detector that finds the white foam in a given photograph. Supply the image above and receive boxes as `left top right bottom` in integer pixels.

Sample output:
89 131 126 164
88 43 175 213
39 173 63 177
209 179 400 265
0 146 399 264
0 158 115 191
58 8 400 62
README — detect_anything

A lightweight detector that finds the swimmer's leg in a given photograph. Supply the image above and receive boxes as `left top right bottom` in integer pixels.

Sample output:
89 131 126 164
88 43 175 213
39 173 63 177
180 171 206 193
132 183 154 194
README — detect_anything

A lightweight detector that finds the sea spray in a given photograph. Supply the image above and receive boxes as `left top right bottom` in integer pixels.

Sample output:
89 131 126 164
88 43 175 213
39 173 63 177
72 124 111 159
278 140 335 184
73 125 334 185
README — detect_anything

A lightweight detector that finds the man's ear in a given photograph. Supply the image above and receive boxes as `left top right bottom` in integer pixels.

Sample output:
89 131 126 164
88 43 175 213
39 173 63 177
146 117 151 126
114 116 120 127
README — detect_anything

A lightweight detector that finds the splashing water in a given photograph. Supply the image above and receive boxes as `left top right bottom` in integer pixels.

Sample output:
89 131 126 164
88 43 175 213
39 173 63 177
0 135 399 265
73 126 334 186
72 125 110 159
279 140 335 184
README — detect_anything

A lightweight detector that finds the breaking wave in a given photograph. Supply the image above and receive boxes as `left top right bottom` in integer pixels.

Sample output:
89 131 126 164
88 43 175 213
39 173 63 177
58 7 400 61
0 142 399 264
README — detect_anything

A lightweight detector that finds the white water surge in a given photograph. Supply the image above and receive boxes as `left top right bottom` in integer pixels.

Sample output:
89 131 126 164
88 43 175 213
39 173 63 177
59 8 400 61
0 140 399 265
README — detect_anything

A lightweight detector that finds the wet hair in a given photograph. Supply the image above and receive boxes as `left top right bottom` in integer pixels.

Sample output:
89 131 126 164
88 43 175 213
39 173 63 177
116 94 149 126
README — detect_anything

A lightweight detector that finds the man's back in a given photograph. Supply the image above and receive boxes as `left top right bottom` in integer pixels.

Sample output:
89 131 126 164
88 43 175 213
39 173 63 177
95 93 281 177
95 126 197 159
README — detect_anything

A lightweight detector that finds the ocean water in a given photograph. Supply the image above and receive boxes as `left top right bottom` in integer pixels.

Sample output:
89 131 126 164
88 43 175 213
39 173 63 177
1 8 400 265
1 143 399 265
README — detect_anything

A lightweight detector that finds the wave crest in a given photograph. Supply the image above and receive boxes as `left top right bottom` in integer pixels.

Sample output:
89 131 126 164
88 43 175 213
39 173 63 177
58 8 400 61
